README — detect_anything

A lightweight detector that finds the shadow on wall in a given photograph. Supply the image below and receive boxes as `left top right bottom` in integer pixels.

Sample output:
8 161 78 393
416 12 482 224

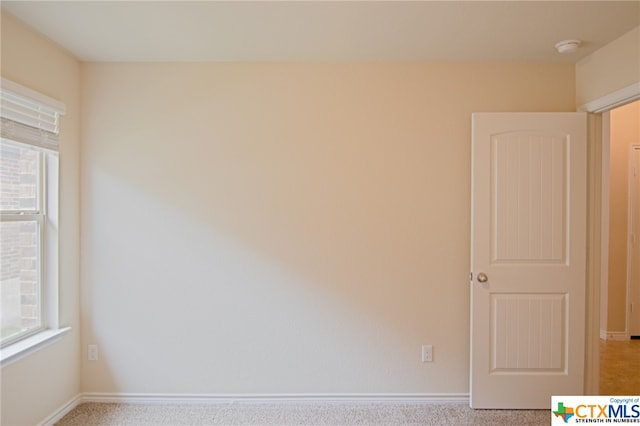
80 62 574 394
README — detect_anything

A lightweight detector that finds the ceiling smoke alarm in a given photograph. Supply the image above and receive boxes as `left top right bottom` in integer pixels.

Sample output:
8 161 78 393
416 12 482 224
555 40 582 54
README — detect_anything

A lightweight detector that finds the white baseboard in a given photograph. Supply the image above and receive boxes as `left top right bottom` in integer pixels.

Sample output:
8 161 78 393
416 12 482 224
38 394 82 426
605 332 628 341
80 392 469 404
600 329 608 340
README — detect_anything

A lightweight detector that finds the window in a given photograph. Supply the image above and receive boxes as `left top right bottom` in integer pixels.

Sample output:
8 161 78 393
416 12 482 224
1 142 44 344
0 78 67 363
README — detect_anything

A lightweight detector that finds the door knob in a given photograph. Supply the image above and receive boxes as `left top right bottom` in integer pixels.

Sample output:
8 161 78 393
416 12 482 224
477 272 488 283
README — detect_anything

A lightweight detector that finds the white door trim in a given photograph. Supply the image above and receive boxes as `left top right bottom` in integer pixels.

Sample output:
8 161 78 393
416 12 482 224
627 144 640 337
600 112 611 340
579 82 640 114
580 84 639 395
584 113 603 395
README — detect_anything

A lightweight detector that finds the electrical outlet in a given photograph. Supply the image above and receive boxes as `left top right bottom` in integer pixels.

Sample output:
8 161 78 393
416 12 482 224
422 345 433 362
88 344 99 361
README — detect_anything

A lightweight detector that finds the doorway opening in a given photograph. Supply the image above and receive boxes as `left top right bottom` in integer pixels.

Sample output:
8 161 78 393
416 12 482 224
600 100 640 340
599 99 640 394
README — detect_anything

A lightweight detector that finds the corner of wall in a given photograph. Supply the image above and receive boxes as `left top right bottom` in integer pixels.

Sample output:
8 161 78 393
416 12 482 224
1 10 83 426
576 26 640 110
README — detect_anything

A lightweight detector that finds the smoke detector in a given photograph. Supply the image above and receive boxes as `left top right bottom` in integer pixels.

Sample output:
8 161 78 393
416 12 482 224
555 40 581 54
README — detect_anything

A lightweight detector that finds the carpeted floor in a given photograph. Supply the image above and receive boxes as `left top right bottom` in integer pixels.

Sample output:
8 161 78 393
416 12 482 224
55 401 549 425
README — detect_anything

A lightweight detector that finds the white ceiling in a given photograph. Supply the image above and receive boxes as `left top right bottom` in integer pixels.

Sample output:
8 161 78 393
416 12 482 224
2 1 639 63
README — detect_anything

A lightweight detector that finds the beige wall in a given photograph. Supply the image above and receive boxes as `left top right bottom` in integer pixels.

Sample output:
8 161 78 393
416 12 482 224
576 26 640 108
80 62 575 395
607 100 640 332
0 12 81 426
1 5 637 419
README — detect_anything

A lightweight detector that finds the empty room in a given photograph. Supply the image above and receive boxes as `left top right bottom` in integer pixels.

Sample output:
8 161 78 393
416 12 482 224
1 1 639 425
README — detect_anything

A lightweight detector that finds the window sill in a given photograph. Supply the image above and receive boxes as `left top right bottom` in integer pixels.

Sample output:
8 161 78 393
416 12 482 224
1 327 71 367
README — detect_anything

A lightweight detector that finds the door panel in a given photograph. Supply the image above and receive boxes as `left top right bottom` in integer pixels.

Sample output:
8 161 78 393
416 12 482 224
491 293 565 371
470 113 587 409
492 132 567 263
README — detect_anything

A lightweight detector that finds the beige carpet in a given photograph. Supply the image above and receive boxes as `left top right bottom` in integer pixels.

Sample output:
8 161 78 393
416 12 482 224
55 402 549 425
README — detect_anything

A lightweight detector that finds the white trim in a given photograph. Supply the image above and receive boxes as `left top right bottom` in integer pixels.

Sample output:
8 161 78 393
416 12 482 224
43 152 60 331
0 146 62 356
626 144 640 338
586 112 603 396
600 329 608 340
0 327 70 367
600 111 611 337
579 82 640 114
605 332 628 341
80 392 470 405
38 394 82 426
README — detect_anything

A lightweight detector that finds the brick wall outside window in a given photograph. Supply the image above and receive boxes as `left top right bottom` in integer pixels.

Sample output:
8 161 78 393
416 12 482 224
1 143 39 338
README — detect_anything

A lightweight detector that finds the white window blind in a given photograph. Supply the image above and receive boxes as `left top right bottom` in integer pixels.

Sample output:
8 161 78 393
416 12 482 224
0 78 66 151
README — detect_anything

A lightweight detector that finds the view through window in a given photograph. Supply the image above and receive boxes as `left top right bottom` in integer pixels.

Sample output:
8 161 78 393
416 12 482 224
0 141 44 345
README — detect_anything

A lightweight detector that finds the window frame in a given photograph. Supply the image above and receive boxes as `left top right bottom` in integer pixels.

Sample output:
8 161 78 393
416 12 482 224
1 141 47 347
0 79 68 366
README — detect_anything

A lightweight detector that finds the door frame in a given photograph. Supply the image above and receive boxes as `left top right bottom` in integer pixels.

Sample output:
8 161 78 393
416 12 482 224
580 83 640 396
626 144 640 337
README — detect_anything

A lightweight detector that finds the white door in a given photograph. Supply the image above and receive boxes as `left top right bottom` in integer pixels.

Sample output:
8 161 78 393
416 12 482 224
629 145 640 337
470 113 587 409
